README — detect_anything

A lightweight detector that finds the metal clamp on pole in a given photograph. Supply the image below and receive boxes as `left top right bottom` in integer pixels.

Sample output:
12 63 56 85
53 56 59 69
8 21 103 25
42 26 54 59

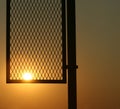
65 65 78 69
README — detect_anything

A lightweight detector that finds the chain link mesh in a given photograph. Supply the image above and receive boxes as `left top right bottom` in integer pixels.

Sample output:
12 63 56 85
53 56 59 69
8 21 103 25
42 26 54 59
9 0 65 81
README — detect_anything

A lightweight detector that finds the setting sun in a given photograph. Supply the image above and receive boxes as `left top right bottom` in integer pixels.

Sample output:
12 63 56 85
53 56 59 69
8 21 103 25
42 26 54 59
23 72 33 80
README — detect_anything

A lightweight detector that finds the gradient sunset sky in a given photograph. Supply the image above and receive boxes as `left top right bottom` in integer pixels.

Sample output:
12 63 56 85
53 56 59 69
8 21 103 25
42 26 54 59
0 0 120 109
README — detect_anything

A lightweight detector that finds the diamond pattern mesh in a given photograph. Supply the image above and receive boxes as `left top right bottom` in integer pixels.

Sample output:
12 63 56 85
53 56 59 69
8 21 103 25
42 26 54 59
8 0 66 82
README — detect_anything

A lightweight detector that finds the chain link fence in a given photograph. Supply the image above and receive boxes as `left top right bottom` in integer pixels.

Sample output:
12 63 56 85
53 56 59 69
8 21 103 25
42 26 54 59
7 0 66 82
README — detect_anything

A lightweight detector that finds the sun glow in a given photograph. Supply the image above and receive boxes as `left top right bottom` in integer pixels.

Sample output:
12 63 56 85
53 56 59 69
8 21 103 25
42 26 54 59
23 72 33 80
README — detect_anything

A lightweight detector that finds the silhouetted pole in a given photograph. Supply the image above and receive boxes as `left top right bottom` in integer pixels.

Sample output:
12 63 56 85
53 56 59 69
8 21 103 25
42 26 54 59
67 0 77 109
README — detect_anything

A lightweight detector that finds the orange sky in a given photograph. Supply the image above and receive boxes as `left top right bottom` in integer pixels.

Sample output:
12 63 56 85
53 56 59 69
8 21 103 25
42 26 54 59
0 0 120 109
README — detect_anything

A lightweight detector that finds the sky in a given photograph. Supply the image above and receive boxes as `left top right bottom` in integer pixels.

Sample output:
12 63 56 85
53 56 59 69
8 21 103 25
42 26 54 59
0 0 120 109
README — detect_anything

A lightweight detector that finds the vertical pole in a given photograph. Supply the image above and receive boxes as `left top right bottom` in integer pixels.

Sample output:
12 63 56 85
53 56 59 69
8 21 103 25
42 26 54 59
67 0 77 109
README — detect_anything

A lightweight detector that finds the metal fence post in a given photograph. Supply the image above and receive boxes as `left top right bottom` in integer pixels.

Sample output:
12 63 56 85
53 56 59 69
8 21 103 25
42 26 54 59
67 0 77 109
